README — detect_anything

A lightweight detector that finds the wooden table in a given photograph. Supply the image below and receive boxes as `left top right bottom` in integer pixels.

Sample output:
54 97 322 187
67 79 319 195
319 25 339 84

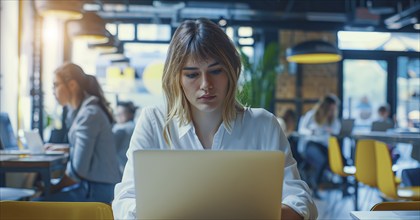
0 153 68 196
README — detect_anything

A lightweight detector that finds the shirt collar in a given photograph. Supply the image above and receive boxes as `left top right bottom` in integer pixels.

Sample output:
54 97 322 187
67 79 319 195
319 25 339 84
176 115 237 139
178 120 193 138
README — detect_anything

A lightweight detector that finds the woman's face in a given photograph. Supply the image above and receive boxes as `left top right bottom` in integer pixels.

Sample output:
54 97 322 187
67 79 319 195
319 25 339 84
180 57 228 114
327 103 337 118
53 75 71 106
115 106 129 124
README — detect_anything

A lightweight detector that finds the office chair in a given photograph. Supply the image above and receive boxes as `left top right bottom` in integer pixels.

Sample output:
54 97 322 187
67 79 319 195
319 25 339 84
0 201 114 220
328 136 356 177
375 141 420 201
328 136 357 211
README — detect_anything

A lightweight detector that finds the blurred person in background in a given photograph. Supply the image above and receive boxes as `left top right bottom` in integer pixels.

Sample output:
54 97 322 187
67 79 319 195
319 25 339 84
43 62 121 203
298 94 341 198
113 101 138 173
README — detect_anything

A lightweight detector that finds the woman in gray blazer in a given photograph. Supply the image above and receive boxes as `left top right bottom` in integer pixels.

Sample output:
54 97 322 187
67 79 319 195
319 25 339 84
46 62 121 203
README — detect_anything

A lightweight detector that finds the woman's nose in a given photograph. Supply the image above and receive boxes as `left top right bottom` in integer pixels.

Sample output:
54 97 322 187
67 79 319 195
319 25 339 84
200 74 213 91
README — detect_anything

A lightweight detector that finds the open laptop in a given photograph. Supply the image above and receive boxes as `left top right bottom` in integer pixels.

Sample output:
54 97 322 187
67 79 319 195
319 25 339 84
133 150 285 219
337 119 355 137
23 130 67 155
371 121 394 132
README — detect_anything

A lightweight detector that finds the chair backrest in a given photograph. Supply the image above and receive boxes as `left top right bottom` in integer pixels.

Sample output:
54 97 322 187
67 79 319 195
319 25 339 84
328 136 347 176
375 141 398 199
355 139 377 187
0 201 114 220
370 201 420 211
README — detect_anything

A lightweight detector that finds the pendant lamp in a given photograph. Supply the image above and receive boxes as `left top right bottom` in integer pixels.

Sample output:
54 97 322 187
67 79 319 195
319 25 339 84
67 12 109 43
88 31 119 53
100 44 126 61
286 40 342 64
35 0 84 20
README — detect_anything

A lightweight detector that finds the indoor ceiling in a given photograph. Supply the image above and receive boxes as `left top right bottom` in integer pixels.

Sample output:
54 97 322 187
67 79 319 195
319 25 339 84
92 0 420 32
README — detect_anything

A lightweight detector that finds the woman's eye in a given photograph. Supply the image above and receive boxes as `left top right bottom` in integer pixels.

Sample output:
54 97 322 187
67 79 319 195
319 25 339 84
185 73 199 78
209 69 222 75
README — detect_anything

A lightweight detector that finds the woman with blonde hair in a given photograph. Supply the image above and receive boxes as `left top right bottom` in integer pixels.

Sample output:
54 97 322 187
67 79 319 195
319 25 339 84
113 18 317 220
46 62 121 203
298 93 341 197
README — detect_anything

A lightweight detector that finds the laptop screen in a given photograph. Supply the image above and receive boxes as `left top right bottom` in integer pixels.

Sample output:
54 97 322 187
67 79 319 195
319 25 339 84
0 112 19 150
133 150 285 219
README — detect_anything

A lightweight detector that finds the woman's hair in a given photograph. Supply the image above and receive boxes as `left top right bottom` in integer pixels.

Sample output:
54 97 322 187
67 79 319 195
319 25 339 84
314 94 339 125
162 18 243 144
117 101 138 121
54 62 114 123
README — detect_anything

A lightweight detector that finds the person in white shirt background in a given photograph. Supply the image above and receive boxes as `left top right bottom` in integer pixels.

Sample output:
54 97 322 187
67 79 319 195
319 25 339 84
112 18 317 220
297 94 341 198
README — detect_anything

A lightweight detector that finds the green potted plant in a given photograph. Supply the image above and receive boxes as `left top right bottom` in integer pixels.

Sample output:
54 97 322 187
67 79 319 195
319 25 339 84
237 42 280 111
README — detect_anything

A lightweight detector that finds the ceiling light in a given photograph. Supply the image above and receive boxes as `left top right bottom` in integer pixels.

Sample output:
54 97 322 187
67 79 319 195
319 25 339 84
35 0 84 20
286 40 342 64
67 12 109 43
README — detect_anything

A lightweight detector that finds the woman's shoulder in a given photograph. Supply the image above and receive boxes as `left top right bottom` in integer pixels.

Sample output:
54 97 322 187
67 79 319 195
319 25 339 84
242 108 277 126
137 105 166 125
244 107 276 119
140 105 165 118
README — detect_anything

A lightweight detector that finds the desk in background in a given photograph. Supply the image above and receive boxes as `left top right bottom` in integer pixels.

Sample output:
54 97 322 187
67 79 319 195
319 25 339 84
352 131 420 161
350 211 420 220
0 153 68 196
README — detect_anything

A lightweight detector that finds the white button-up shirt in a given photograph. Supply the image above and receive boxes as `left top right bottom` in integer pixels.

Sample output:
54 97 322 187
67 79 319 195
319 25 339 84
112 105 317 220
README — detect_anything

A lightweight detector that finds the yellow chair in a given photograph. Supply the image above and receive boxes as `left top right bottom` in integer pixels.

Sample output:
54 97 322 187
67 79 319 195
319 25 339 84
0 201 114 220
328 136 356 177
328 136 357 211
375 141 420 201
370 201 420 211
354 139 377 187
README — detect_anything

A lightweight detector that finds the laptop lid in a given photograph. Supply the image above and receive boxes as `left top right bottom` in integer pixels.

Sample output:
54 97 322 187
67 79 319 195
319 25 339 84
23 130 45 154
134 150 285 219
371 121 394 132
339 119 355 136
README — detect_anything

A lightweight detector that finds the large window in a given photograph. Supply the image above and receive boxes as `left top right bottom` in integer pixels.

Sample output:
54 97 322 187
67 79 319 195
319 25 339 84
397 57 420 128
338 31 419 52
343 59 387 130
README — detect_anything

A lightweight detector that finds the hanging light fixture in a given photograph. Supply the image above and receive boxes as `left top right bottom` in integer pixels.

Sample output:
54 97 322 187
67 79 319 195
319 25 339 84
35 0 84 20
100 44 126 61
67 12 109 43
286 40 342 64
88 31 119 53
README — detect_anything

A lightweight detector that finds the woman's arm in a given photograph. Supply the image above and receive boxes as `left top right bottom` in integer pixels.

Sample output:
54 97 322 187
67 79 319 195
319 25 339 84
269 115 318 220
112 107 158 219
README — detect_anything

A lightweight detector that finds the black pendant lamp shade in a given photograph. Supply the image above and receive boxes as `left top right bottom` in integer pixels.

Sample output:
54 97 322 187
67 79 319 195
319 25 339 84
67 12 109 43
35 0 84 20
100 44 126 61
88 31 120 53
286 40 342 64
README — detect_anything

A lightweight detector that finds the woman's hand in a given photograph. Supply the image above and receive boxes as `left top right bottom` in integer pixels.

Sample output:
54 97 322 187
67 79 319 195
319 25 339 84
281 205 303 220
44 143 70 153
